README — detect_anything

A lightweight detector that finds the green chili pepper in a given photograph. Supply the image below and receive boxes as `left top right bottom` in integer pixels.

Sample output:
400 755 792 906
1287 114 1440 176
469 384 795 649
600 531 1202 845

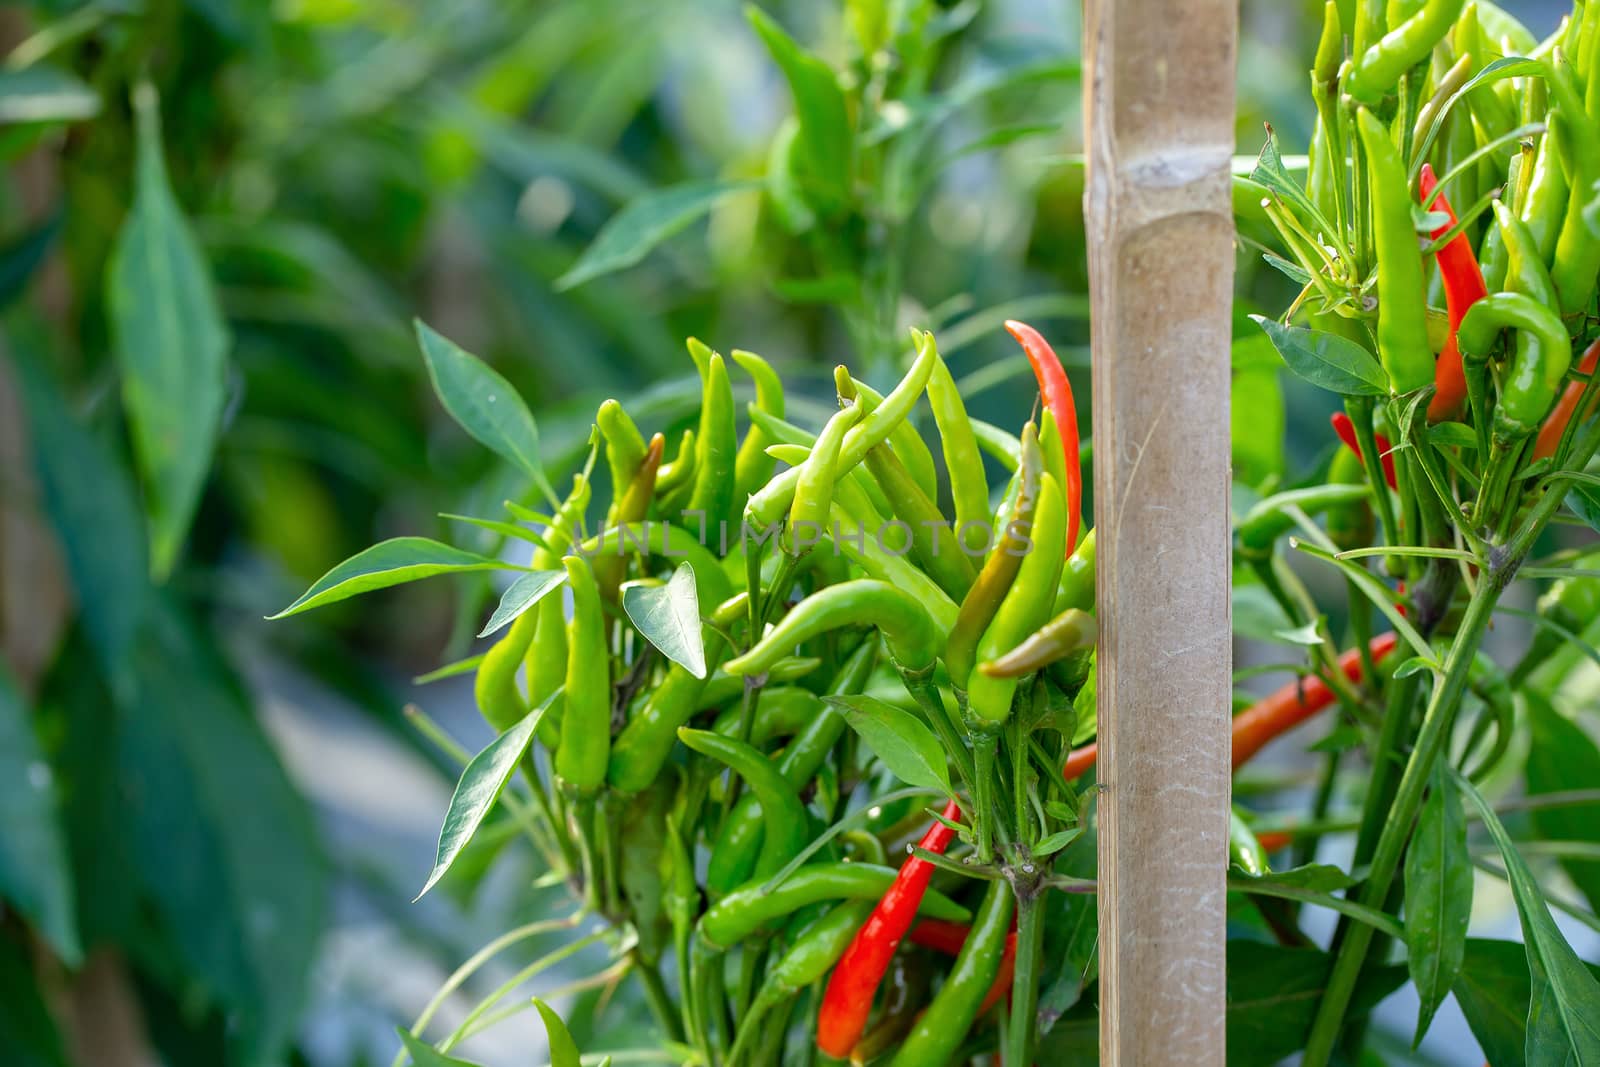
1519 124 1567 266
710 686 823 745
970 418 1022 473
966 470 1068 726
596 433 664 603
1236 484 1373 556
695 655 822 710
725 579 941 676
1512 569 1600 684
578 522 734 606
554 554 611 793
1495 198 1559 305
597 399 648 518
654 428 697 513
476 584 544 731
698 862 969 950
927 355 991 555
1345 0 1468 106
726 901 873 1067
1326 446 1376 552
1356 108 1436 395
789 398 862 555
861 432 976 600
687 348 738 536
746 330 938 527
1038 406 1069 502
978 607 1096 680
1228 809 1271 876
608 655 716 794
707 642 876 896
885 880 1013 1067
618 774 674 964
839 366 939 503
1457 291 1572 440
1053 525 1096 615
523 475 592 747
945 423 1043 692
678 728 809 878
1548 39 1600 315
732 349 785 500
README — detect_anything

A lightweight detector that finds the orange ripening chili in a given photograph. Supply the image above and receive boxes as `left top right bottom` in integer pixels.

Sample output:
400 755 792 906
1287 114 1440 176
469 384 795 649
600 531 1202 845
1418 163 1486 422
1534 339 1600 459
1062 633 1399 780
905 920 1018 1016
816 799 963 1057
1006 320 1081 553
1331 411 1397 490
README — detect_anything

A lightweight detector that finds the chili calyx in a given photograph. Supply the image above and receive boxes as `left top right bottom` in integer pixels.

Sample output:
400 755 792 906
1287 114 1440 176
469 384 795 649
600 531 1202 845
1330 411 1397 490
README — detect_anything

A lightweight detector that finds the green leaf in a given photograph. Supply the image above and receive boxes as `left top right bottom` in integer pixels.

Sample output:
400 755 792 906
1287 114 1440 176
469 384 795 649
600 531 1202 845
621 562 706 678
1404 763 1472 1045
1274 622 1325 647
1250 316 1389 397
415 320 557 505
1525 693 1600 915
1231 334 1285 487
1249 128 1335 240
826 694 952 796
1452 768 1600 1065
0 66 99 124
396 1029 481 1066
0 931 68 1067
555 180 753 290
0 215 59 309
1455 939 1600 1067
533 999 583 1067
271 537 505 618
1225 941 1407 1067
745 6 851 208
416 696 554 900
478 569 565 638
1567 483 1600 535
106 82 230 578
1234 863 1355 893
0 665 79 964
1427 421 1478 450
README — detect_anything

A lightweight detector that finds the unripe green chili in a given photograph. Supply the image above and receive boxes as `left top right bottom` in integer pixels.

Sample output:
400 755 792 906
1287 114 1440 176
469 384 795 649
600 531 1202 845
1236 484 1372 556
608 657 714 794
970 418 1022 473
979 607 1096 680
839 368 939 503
654 428 697 512
687 350 738 534
698 862 969 950
1494 198 1559 305
731 348 785 500
596 433 664 603
710 686 822 745
1512 569 1600 684
555 555 610 792
597 398 647 519
618 774 674 965
1229 809 1271 876
1326 446 1376 552
475 608 541 732
1548 39 1600 314
578 522 734 606
695 655 822 710
523 475 591 747
1457 292 1572 440
1345 0 1468 106
725 579 941 676
966 470 1067 726
1355 108 1436 395
789 398 862 555
861 435 976 600
926 353 991 554
1053 526 1096 615
1519 124 1567 266
945 423 1043 691
885 879 1013 1067
678 728 809 877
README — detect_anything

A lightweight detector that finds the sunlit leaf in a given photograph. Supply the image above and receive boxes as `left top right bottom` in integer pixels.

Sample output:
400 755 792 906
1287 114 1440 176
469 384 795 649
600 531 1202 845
533 999 582 1067
270 537 506 618
478 569 565 638
621 562 706 678
0 66 99 124
1250 316 1389 397
826 694 952 796
554 180 754 290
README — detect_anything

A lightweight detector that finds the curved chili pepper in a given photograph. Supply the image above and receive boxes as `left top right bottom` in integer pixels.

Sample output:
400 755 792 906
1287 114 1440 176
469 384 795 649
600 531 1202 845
1063 633 1400 780
1229 809 1271 876
978 607 1096 680
731 348 784 500
1534 339 1600 459
687 348 738 533
905 919 1019 1016
1418 164 1486 422
1457 291 1573 442
860 428 976 600
1053 526 1096 615
1345 0 1468 106
554 554 610 793
1356 108 1437 396
608 659 713 794
724 579 942 676
927 355 991 555
1006 320 1082 553
1331 411 1397 490
840 368 940 503
678 728 809 877
816 799 963 1057
1545 42 1600 315
788 398 862 555
597 399 648 518
596 432 664 603
523 476 591 747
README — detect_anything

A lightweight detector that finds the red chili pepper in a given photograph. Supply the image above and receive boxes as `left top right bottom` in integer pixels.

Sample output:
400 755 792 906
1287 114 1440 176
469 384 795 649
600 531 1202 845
905 919 1018 1015
1330 411 1397 490
1254 830 1293 853
817 799 963 1057
1063 633 1399 780
1534 339 1600 459
1006 320 1082 554
1418 164 1486 422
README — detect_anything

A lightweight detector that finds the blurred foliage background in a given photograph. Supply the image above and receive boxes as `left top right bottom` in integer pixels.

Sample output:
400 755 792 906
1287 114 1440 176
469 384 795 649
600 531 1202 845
0 1 1560 1066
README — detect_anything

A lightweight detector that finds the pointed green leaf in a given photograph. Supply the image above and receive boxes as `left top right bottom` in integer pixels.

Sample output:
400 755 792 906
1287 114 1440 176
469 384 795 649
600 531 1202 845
271 537 505 618
0 66 99 124
0 666 79 965
1250 316 1389 397
1526 693 1600 915
1452 768 1600 1065
106 82 230 578
826 694 952 796
395 1029 481 1066
621 562 705 678
554 179 753 290
416 696 555 900
0 931 68 1067
1455 939 1600 1067
1405 763 1472 1045
415 320 557 505
533 999 582 1067
1225 941 1408 1067
478 570 566 638
745 6 852 207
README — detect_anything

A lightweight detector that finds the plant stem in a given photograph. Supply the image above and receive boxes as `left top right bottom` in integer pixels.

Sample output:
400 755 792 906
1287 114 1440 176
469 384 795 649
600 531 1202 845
1006 879 1045 1066
632 950 683 1044
972 730 1000 865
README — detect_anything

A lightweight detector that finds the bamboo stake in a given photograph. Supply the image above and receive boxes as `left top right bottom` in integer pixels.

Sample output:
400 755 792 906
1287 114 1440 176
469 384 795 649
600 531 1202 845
1082 0 1235 1062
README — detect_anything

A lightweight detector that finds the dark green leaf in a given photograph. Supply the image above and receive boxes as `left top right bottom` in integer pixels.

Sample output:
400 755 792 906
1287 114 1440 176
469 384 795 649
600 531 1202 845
416 320 557 504
1226 941 1407 1067
1453 768 1600 1065
1525 693 1600 915
0 665 79 964
1233 863 1356 893
0 66 99 124
396 1029 482 1066
106 82 230 578
826 694 952 796
621 562 705 678
416 696 554 900
533 999 583 1067
1427 421 1478 450
1455 939 1600 1067
1250 316 1389 397
0 932 67 1067
478 569 565 638
1567 483 1600 535
745 6 851 207
554 180 753 290
0 215 59 308
1404 764 1472 1044
271 537 505 618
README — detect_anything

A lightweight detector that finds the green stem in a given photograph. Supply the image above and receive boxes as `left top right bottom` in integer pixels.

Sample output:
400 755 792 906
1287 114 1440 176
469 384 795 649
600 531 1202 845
972 731 1000 865
1301 579 1501 1065
905 671 976 788
1006 881 1045 1066
633 950 683 1044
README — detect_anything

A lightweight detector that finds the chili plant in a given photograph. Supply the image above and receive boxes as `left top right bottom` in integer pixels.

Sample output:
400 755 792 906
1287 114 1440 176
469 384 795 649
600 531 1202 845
1242 1 1600 1061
